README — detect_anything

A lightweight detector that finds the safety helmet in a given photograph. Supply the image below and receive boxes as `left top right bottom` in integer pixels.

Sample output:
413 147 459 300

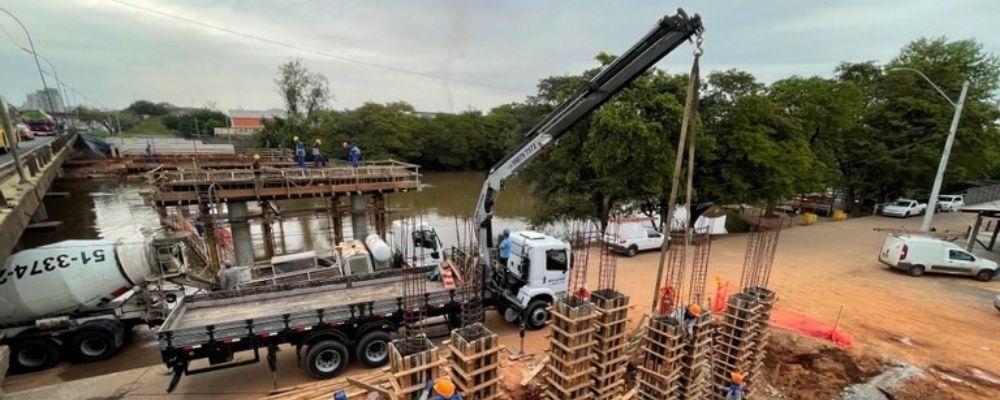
503 228 510 236
293 136 299 141
688 303 702 317
342 142 348 148
731 372 744 384
252 154 261 160
433 378 456 397
315 138 322 145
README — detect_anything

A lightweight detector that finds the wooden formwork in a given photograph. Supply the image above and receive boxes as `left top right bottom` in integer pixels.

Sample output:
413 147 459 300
711 293 764 399
743 286 776 397
544 297 596 400
678 312 714 399
590 290 631 400
389 335 444 400
636 316 685 400
262 370 393 400
447 324 501 400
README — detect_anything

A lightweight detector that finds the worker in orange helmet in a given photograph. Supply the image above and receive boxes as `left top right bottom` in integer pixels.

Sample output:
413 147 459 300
726 371 745 400
674 303 701 338
427 377 463 400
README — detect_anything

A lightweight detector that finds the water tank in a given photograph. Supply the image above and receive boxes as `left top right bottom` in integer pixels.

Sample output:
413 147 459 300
364 234 392 264
0 239 153 325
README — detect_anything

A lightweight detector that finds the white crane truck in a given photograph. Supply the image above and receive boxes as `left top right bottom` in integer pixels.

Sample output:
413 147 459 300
150 9 702 391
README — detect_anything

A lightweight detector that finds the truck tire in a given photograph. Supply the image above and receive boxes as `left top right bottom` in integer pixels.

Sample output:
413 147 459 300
354 330 390 368
305 340 349 379
974 269 994 282
626 245 638 257
69 324 120 362
10 339 61 373
909 265 925 277
525 300 551 330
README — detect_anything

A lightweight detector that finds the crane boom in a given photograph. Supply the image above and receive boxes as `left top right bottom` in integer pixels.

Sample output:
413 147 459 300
474 9 703 266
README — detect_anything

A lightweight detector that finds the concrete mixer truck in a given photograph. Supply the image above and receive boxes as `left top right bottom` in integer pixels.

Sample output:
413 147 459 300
1 234 194 373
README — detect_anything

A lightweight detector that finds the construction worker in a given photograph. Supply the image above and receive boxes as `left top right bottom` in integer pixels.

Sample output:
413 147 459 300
294 136 306 168
498 229 512 267
342 141 361 168
218 261 241 290
428 377 463 400
312 139 326 167
657 285 676 316
252 153 262 177
678 303 701 338
726 371 745 400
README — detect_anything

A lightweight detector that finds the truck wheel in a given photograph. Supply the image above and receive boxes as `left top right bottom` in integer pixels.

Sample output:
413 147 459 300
626 245 638 257
909 265 925 277
974 270 994 282
306 340 349 379
69 325 119 362
524 300 550 330
355 331 390 368
10 339 61 373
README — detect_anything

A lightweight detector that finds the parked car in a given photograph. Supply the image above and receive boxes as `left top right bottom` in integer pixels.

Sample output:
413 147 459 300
605 222 664 257
17 123 33 141
937 195 965 212
879 233 998 281
881 198 927 218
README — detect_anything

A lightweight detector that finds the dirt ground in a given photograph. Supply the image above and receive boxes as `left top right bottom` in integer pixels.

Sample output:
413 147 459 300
4 212 999 399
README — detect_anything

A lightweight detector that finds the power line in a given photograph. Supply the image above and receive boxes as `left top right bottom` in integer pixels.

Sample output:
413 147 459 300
107 0 522 94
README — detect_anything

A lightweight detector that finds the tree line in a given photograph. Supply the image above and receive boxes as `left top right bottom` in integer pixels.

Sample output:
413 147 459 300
259 37 999 226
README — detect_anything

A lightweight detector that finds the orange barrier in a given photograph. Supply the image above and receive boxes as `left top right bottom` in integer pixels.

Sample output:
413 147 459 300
770 307 854 349
711 278 729 313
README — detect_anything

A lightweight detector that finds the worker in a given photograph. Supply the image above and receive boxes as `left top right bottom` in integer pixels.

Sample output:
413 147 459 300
677 303 701 338
657 285 676 316
426 377 463 400
726 371 745 400
312 139 326 167
498 229 512 267
252 153 262 177
343 141 361 168
294 136 306 168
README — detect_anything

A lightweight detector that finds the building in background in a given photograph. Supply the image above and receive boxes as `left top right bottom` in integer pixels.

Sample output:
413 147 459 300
22 88 64 113
214 108 286 136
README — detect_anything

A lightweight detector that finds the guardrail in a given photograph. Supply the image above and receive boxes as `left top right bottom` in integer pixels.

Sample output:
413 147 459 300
0 132 77 186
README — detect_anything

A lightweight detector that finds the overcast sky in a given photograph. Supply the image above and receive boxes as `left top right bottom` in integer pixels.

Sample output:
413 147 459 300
1 0 997 113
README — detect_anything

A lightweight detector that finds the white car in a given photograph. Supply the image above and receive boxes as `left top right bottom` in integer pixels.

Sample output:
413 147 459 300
605 222 664 257
937 195 965 212
994 294 1000 313
879 233 998 281
881 199 927 218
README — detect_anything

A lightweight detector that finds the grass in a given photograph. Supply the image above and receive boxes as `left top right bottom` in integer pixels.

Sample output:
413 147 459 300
122 117 175 137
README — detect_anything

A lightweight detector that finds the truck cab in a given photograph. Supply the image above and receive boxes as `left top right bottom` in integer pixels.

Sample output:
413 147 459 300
492 231 571 329
387 221 443 269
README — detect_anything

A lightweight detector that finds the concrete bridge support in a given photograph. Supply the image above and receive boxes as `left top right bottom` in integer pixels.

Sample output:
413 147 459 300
228 201 255 265
350 194 368 239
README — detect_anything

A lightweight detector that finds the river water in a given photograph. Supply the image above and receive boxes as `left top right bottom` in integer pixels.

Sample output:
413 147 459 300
15 171 546 259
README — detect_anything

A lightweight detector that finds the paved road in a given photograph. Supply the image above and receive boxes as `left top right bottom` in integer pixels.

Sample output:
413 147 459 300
0 135 56 169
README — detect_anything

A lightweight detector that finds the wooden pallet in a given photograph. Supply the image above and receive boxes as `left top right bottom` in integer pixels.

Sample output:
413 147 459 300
590 290 631 400
447 324 501 400
545 297 596 400
389 335 444 400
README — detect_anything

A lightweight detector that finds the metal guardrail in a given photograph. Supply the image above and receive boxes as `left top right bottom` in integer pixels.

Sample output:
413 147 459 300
0 132 77 185
150 159 420 184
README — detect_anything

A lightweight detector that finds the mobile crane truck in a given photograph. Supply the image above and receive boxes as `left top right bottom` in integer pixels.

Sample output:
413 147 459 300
151 8 702 390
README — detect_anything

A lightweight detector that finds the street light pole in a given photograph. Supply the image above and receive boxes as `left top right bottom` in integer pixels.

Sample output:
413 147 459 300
889 67 970 232
0 6 57 114
0 97 30 184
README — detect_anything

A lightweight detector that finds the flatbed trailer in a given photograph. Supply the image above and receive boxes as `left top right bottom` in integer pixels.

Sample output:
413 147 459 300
157 268 463 392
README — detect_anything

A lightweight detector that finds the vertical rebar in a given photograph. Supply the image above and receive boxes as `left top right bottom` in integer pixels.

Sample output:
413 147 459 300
568 220 596 298
598 220 621 291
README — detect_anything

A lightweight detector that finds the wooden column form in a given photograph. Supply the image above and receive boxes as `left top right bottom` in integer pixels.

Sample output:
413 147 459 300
590 290 630 400
447 324 500 400
544 297 596 400
636 316 685 400
389 334 444 400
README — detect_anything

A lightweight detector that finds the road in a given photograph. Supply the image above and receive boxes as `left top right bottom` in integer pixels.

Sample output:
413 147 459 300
3 212 998 399
0 135 55 178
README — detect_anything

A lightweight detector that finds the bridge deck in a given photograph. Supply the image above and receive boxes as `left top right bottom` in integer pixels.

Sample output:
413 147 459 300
148 160 420 205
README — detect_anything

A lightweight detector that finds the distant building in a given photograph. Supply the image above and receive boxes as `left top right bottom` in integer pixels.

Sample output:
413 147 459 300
22 88 64 113
214 108 287 136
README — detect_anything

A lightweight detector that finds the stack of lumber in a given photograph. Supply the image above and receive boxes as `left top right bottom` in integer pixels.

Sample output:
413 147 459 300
260 371 393 400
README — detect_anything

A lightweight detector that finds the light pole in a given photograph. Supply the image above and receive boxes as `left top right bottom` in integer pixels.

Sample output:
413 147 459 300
22 47 68 112
889 67 970 232
0 6 57 114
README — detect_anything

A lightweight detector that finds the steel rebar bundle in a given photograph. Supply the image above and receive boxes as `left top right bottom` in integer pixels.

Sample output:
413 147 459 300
686 230 712 305
568 221 597 298
598 220 621 291
738 211 785 291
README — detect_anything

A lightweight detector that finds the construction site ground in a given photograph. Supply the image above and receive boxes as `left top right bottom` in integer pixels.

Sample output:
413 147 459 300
4 212 999 399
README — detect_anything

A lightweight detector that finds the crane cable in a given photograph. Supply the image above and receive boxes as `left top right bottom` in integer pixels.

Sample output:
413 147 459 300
651 34 703 315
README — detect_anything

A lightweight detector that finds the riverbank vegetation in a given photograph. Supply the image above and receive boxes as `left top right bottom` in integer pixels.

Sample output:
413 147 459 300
254 38 996 226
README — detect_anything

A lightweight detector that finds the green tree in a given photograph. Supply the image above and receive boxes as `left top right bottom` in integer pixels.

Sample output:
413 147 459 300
125 100 173 116
275 59 331 121
162 109 229 137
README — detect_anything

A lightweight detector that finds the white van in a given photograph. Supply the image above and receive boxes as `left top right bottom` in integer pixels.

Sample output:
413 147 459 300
604 221 664 257
878 234 998 281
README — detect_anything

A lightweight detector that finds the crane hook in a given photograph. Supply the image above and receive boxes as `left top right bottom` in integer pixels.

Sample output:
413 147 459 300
694 35 704 57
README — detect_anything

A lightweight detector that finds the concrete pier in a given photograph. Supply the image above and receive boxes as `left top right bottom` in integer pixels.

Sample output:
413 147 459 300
350 194 368 239
228 202 254 265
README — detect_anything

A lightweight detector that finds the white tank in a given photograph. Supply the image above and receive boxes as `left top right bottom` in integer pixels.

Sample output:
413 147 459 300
0 239 153 325
364 234 392 263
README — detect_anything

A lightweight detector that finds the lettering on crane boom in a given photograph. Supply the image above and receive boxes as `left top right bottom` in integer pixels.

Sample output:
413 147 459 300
0 249 107 285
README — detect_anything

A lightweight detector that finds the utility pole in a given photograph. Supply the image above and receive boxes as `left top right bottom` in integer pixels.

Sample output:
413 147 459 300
0 97 30 184
23 48 67 113
0 6 57 114
889 68 969 232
